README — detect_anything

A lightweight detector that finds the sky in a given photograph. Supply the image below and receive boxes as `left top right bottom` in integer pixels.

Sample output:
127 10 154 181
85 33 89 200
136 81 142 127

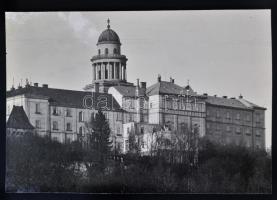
5 10 272 148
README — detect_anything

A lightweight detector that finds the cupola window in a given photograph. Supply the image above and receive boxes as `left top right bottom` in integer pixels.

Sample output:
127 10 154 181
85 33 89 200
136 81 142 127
113 48 117 54
105 48 108 55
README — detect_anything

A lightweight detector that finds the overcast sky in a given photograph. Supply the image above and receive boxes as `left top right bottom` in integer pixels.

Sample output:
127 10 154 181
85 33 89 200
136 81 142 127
5 10 272 148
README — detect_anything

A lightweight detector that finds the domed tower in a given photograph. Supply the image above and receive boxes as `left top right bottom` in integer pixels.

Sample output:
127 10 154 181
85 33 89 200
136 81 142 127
84 19 133 93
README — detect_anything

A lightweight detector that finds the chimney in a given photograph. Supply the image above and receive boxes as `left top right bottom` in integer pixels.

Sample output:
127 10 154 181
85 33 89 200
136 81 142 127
140 82 146 89
170 77 175 83
203 93 208 96
136 79 140 97
94 83 99 93
42 84 48 88
214 95 217 97
223 96 227 98
239 94 243 99
157 74 161 82
140 82 146 95
34 83 38 87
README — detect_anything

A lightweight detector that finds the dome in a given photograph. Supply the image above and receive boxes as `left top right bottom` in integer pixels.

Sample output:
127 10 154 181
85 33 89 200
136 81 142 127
97 28 121 45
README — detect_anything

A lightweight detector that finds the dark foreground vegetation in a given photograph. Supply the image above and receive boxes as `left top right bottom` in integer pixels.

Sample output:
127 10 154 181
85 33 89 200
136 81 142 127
6 133 271 193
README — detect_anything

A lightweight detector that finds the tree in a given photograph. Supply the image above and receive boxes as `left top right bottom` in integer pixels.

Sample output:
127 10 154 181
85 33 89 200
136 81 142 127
86 109 112 174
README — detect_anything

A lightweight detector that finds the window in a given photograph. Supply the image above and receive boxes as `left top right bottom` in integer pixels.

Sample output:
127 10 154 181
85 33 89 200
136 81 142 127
53 121 58 130
246 114 250 121
226 125 231 132
216 110 220 118
105 48 108 55
226 112 230 119
35 103 40 114
98 70 101 79
105 66 108 79
79 111 84 122
104 112 108 119
116 112 122 121
129 113 133 122
79 127 83 135
35 120 40 129
53 107 58 115
150 102 153 108
246 128 251 136
66 108 72 117
256 130 261 137
113 48 117 54
236 113 240 120
98 49 101 55
66 123 72 131
140 127 144 134
236 127 241 134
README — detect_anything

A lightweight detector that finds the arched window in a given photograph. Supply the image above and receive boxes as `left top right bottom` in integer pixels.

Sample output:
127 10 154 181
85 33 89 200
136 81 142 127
113 48 117 54
105 48 108 55
98 49 101 55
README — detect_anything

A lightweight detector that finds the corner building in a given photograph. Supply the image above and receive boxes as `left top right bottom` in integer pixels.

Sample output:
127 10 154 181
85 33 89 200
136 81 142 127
6 20 266 151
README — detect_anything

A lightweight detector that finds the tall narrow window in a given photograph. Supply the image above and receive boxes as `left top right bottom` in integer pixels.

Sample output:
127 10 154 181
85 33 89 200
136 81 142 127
53 107 58 115
98 49 101 55
66 123 72 131
236 113 240 120
112 65 114 79
79 111 84 122
53 121 58 130
66 108 72 117
98 69 101 79
226 112 230 119
79 127 83 135
113 48 117 54
105 65 108 79
105 48 108 55
35 120 40 129
35 103 40 114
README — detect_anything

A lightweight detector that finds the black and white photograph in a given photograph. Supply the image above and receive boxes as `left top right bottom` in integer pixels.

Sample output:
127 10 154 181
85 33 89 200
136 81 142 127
5 10 272 193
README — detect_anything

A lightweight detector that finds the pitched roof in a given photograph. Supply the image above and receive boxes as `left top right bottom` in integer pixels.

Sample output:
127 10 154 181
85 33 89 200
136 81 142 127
6 86 121 109
6 106 34 130
237 98 266 110
112 85 145 97
146 81 197 96
205 96 252 110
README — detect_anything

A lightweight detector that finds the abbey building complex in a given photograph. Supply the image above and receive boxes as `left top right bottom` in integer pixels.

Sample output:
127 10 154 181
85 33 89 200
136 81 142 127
6 20 266 152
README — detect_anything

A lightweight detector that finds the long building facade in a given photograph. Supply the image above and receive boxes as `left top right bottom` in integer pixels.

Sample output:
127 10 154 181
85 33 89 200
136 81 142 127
6 20 266 152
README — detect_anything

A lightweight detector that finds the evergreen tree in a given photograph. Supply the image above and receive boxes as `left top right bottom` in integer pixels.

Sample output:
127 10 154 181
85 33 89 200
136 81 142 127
89 109 112 172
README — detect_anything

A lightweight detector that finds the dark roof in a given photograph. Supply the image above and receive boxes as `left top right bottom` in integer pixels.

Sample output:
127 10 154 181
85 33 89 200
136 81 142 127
146 81 197 96
7 86 121 109
97 28 121 45
112 85 145 97
205 96 252 110
6 106 34 130
237 98 266 110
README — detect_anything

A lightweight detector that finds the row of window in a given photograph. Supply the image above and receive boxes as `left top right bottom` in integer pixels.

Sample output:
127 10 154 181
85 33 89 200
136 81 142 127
98 48 119 55
207 110 262 123
35 119 85 134
207 124 261 136
35 104 109 122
